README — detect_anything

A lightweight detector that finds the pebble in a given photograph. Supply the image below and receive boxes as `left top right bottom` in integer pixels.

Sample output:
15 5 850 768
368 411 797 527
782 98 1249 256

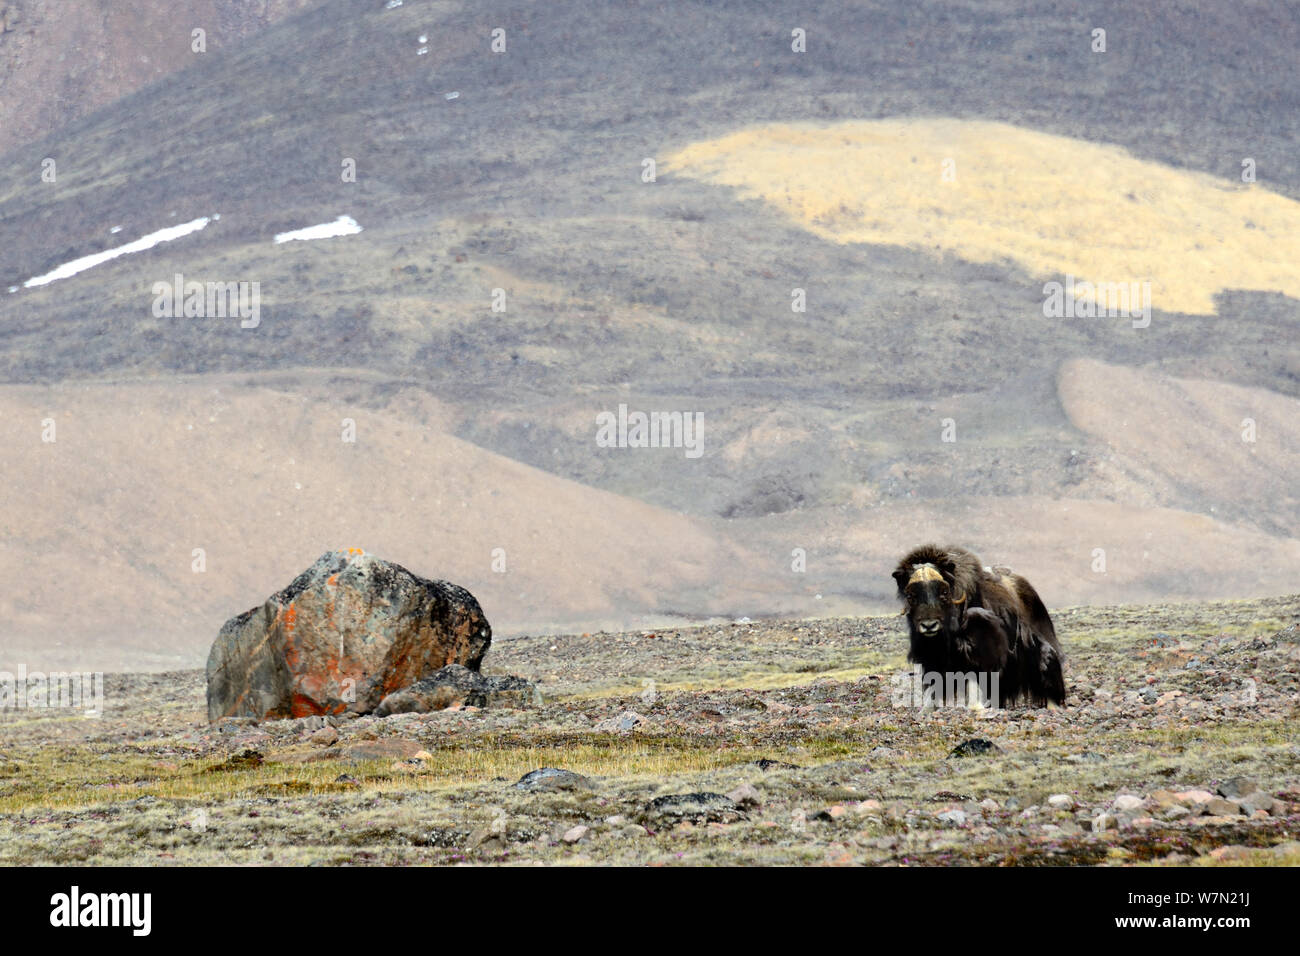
1047 794 1073 809
562 825 589 843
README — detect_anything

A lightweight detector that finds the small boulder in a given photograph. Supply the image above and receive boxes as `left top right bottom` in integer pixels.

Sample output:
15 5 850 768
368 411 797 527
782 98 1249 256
514 768 594 792
309 726 339 747
373 665 536 716
949 738 1001 758
753 757 801 770
562 825 590 844
1204 797 1244 817
332 738 425 763
643 792 743 824
1217 776 1258 800
726 783 762 808
1237 793 1275 815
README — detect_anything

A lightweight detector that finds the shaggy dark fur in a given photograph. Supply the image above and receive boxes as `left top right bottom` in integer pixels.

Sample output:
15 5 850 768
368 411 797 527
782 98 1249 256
892 544 1066 708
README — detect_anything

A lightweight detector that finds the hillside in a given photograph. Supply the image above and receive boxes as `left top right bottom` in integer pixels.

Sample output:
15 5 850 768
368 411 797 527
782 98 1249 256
1 0 1298 666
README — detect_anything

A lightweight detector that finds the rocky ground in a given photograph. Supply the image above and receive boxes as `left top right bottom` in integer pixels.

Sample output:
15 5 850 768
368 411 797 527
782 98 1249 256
1 596 1298 866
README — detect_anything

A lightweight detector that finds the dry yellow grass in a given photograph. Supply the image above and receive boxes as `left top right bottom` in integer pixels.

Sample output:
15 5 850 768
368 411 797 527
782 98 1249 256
665 119 1300 315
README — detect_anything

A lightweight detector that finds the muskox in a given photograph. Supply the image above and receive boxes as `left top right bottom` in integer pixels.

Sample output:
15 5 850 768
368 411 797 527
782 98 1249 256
892 544 1065 708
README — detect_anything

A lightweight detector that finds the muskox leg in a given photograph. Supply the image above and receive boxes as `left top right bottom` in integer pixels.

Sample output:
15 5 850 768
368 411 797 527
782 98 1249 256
1010 623 1067 707
959 607 1011 709
1035 638 1067 706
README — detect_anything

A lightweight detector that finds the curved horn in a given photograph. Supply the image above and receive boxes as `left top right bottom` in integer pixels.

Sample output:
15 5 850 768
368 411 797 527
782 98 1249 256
952 589 966 604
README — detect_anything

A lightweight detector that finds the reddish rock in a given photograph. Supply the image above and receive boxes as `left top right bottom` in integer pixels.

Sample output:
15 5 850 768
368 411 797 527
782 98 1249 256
206 550 491 721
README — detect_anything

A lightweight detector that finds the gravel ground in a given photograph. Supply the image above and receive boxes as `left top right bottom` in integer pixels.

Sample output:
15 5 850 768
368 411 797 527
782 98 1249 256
0 596 1297 865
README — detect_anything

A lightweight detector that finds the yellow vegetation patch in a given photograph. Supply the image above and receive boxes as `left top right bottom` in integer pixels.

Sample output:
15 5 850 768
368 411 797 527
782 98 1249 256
664 119 1300 315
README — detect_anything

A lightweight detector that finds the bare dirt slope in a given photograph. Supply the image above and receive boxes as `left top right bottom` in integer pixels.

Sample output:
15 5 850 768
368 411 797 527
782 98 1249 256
0 379 782 671
0 0 320 157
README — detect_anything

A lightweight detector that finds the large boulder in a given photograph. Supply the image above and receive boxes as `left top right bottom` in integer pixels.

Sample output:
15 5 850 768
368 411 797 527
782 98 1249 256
206 550 491 722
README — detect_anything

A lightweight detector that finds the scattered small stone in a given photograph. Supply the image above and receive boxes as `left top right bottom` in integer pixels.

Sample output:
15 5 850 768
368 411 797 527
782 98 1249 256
726 783 762 808
979 798 1000 811
1113 794 1144 811
1090 813 1116 831
936 809 968 826
594 711 646 733
1047 794 1074 810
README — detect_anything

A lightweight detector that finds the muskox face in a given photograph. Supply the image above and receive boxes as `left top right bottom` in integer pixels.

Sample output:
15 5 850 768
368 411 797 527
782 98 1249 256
893 563 963 639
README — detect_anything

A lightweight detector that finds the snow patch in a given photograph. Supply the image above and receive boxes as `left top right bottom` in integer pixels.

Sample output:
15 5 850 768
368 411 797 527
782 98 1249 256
22 217 212 289
273 215 363 244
